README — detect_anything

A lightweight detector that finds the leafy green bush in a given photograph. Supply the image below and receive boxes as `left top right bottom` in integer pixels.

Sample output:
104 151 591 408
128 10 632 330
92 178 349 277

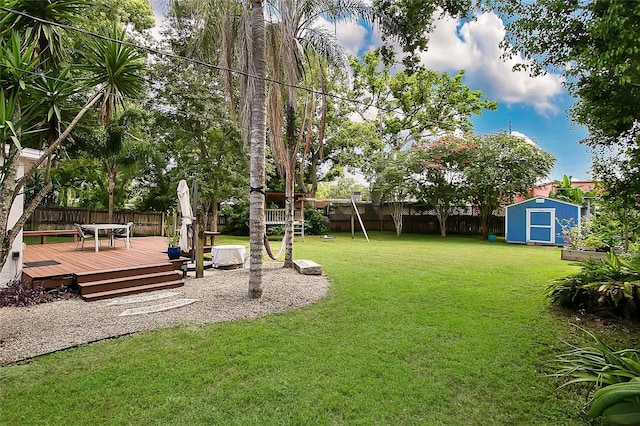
221 202 250 236
553 328 640 424
267 225 285 236
304 208 331 235
546 251 640 319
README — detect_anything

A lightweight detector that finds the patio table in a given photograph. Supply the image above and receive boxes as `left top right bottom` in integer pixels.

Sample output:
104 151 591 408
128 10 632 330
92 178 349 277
81 224 130 253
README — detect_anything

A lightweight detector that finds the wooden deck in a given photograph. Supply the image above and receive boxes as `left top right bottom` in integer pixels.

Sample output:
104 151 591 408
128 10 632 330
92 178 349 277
22 237 188 300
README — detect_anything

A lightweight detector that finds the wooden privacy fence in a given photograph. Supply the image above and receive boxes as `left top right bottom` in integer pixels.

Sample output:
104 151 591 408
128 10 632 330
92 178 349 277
26 207 228 236
25 207 164 237
27 203 504 237
329 215 505 235
327 202 505 236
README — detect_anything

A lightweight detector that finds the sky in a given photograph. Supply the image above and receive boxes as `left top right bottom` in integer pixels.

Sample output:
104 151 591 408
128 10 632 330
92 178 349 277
149 2 592 182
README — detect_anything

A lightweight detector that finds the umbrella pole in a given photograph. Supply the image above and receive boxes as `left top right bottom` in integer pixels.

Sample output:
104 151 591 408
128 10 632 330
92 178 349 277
192 180 203 278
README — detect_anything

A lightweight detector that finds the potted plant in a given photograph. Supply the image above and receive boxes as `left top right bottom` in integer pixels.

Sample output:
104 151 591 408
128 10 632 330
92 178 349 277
164 220 181 259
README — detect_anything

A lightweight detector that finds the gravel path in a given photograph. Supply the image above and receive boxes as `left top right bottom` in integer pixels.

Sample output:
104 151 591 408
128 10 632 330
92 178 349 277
0 263 329 365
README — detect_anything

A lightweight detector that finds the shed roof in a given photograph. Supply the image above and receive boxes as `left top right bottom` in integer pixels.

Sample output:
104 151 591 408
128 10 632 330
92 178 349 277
506 196 581 209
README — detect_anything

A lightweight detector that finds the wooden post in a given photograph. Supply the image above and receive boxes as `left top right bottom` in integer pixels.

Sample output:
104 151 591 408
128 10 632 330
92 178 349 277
193 180 202 277
196 231 204 278
351 210 355 239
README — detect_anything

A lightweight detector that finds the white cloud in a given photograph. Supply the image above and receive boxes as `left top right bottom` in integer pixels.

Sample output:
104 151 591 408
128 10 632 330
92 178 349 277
149 0 168 40
419 12 564 116
315 17 369 57
510 131 540 148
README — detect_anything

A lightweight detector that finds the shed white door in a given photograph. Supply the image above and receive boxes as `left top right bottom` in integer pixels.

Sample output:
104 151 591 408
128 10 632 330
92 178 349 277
526 208 555 244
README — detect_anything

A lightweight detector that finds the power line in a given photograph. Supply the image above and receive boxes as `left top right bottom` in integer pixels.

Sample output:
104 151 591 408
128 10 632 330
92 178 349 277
0 6 563 143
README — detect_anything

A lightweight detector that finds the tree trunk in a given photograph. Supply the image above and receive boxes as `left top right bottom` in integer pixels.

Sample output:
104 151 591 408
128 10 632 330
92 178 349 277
248 0 266 299
0 147 21 271
284 105 296 268
108 165 116 224
391 201 403 236
480 203 491 240
436 209 448 237
211 196 218 233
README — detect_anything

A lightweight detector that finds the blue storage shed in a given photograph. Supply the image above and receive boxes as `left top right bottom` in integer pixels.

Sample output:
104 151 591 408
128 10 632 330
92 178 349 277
505 196 580 245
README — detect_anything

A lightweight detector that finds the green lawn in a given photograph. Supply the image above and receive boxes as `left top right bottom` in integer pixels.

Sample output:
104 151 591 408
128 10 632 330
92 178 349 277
1 233 630 424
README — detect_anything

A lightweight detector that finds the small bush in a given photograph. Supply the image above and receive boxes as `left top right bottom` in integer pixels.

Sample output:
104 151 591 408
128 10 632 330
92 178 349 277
0 280 76 307
304 208 331 235
267 225 285 236
221 201 250 236
546 251 640 319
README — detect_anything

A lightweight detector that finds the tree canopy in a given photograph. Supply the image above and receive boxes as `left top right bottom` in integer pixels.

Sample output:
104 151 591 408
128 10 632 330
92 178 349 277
498 0 640 146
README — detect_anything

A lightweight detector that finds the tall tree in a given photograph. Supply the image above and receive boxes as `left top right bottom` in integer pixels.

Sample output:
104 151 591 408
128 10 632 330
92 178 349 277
248 0 267 298
411 133 475 237
498 0 640 147
0 2 146 274
79 24 145 222
464 132 555 239
372 150 414 236
146 29 248 231
264 0 369 268
350 50 495 236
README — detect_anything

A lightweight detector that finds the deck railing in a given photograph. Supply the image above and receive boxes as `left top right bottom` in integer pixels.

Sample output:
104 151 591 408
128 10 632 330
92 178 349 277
265 209 303 225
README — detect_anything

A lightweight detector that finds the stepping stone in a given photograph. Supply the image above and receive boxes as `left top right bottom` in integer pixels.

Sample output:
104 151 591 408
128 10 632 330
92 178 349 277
293 259 322 275
107 291 181 306
119 298 198 316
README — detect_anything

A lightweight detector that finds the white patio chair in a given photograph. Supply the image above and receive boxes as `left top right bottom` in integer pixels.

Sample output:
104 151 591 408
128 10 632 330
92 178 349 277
74 224 98 251
112 222 133 248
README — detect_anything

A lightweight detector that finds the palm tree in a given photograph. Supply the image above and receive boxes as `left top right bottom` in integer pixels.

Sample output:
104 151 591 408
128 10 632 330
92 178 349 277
79 24 145 222
0 6 145 270
0 0 89 68
172 0 368 268
248 0 267 298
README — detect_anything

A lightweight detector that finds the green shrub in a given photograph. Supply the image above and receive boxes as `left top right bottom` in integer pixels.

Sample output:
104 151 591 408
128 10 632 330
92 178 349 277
267 225 285 236
221 202 250 236
304 208 331 235
553 328 640 424
546 251 640 319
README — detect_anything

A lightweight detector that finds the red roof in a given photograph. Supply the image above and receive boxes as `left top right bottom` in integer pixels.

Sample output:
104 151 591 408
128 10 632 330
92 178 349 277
513 180 596 203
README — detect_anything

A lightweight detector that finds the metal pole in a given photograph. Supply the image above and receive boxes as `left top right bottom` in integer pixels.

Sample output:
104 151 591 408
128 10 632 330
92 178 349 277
192 180 204 278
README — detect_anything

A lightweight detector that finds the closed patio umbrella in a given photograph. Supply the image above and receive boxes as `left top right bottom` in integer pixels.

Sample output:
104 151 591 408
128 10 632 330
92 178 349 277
177 179 193 252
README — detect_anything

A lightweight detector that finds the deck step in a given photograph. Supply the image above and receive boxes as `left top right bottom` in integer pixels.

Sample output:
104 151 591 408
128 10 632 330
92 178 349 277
75 262 177 284
77 271 183 295
80 280 185 301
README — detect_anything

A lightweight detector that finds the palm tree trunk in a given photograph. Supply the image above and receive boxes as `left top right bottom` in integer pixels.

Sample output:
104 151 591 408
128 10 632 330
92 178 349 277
284 105 296 268
248 0 267 299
